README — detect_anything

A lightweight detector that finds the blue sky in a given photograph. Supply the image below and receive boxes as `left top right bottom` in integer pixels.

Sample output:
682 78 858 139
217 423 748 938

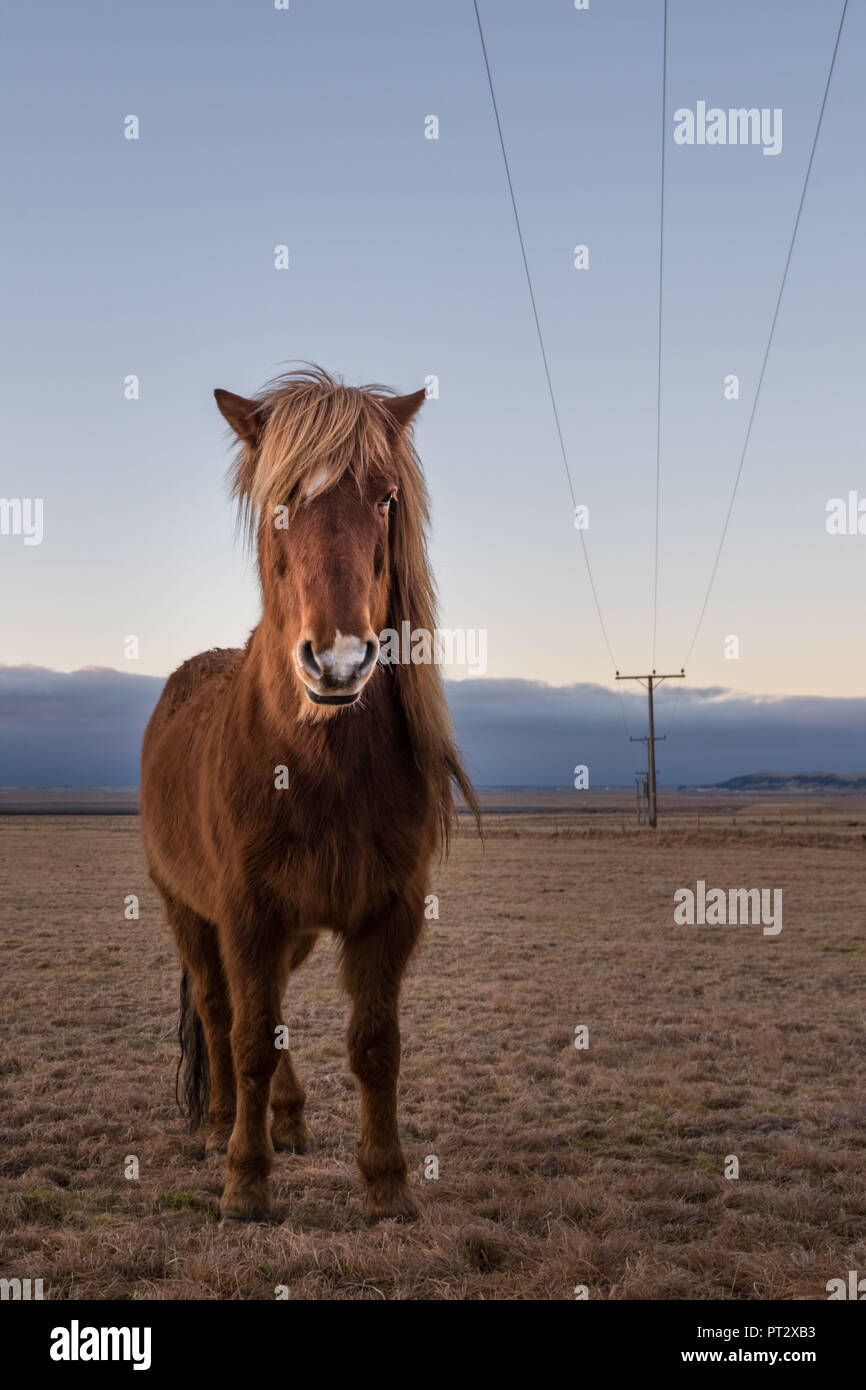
0 0 864 782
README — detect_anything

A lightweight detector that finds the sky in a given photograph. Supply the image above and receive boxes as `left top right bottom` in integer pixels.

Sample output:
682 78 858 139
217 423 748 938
0 0 864 783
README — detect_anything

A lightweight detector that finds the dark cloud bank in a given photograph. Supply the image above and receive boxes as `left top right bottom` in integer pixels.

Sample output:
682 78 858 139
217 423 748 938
1 665 864 788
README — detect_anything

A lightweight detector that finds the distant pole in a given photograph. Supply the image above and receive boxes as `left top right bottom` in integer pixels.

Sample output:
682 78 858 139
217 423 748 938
647 676 658 827
616 668 685 828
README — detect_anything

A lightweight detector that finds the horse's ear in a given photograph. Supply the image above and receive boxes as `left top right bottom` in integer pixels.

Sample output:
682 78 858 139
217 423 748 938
382 389 426 431
214 389 262 446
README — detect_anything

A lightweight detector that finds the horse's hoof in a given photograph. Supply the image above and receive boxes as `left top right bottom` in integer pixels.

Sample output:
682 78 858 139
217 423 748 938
219 1186 273 1223
363 1186 420 1224
272 1125 312 1154
205 1127 233 1156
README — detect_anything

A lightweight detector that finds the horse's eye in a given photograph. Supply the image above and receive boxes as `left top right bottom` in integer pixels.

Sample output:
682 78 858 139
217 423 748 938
378 492 395 514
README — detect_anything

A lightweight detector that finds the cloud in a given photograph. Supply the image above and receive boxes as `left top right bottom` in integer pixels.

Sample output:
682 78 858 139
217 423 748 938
0 666 863 787
446 679 866 785
0 665 164 786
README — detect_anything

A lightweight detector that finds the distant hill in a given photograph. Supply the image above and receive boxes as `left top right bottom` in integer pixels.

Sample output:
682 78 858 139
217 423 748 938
711 772 866 792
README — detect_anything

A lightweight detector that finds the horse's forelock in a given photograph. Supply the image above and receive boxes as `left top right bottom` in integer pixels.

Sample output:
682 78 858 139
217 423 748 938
231 369 403 530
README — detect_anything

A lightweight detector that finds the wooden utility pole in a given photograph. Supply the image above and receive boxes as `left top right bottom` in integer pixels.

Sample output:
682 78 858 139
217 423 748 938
615 669 685 828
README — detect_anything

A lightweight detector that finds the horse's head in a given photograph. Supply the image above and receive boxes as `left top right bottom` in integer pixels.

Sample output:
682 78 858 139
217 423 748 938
216 370 426 715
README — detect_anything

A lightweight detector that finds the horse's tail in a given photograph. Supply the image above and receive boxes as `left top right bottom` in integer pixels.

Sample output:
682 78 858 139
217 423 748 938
176 970 210 1130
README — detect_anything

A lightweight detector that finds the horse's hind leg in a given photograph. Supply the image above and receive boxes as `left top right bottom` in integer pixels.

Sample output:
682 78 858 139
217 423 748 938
161 891 236 1153
270 1053 309 1153
270 934 316 1153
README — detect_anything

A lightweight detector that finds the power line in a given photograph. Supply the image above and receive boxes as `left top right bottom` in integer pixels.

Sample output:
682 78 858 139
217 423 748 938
679 0 849 671
651 0 668 670
473 0 847 763
472 0 622 688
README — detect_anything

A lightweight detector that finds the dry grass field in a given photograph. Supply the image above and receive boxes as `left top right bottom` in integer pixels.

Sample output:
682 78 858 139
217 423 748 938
1 792 865 1300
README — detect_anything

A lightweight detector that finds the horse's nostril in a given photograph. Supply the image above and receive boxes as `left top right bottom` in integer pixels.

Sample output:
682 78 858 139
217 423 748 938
357 639 379 678
298 641 321 679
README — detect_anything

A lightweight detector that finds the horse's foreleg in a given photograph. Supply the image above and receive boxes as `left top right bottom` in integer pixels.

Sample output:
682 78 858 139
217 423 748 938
219 919 286 1221
341 899 422 1222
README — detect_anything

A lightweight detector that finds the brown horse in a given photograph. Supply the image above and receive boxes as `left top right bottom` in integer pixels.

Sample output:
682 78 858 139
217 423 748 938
140 367 477 1223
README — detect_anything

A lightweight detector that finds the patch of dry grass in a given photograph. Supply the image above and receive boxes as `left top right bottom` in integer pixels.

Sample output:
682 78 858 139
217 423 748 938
1 808 864 1299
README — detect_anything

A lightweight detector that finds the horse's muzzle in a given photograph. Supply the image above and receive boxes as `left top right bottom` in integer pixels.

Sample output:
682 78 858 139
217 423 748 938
296 633 378 706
